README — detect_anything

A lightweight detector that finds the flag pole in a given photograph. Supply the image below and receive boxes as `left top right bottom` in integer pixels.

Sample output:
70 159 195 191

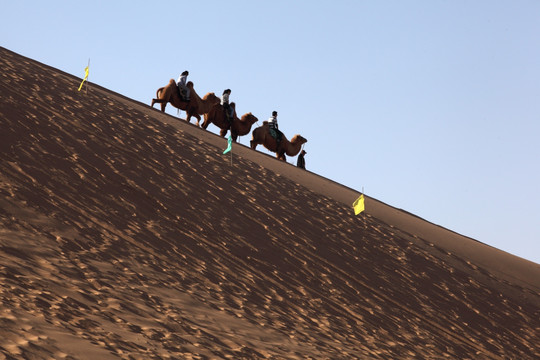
77 60 89 92
362 187 366 232
86 58 90 94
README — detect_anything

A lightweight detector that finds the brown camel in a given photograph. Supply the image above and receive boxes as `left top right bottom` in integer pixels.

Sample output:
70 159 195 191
202 105 259 142
250 122 308 161
151 80 220 126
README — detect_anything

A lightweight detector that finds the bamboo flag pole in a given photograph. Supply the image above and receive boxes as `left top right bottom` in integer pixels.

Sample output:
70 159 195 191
84 58 90 94
78 58 90 92
86 58 90 94
362 187 366 232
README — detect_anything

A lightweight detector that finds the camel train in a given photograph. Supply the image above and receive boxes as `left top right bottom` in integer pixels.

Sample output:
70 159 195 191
151 79 307 161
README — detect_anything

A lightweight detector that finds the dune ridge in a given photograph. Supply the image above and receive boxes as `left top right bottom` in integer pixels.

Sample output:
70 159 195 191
1 47 539 359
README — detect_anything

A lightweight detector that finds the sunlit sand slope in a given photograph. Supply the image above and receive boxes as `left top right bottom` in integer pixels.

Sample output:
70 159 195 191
1 47 539 359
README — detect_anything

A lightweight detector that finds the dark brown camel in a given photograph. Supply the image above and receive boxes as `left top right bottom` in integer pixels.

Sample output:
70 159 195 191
151 80 220 126
250 122 307 161
202 104 259 142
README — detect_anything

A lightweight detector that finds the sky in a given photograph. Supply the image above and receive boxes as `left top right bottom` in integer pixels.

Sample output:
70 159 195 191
2 1 539 265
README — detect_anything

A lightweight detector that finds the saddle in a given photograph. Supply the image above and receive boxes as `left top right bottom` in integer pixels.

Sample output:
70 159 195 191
269 128 283 143
177 85 189 102
223 103 235 123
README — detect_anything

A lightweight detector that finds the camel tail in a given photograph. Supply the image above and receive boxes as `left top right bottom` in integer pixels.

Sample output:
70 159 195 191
250 128 257 149
156 87 164 98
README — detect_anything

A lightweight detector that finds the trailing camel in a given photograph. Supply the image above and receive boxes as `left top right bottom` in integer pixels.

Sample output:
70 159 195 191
151 80 220 126
202 104 259 142
251 122 307 161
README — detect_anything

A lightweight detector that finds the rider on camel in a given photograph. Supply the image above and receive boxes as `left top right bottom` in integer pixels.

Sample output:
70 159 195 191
177 71 190 101
222 89 234 122
268 111 283 147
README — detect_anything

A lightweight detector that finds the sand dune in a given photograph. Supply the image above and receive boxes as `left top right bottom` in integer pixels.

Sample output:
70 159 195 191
1 46 539 359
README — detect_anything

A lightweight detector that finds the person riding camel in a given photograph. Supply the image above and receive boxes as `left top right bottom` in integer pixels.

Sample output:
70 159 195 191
268 111 283 147
177 70 190 101
222 89 234 122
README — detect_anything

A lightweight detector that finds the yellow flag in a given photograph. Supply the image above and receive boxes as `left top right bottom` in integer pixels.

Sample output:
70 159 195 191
353 194 365 215
78 66 89 91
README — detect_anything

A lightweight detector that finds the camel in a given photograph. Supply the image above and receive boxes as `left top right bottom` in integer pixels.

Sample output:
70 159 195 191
150 80 220 126
250 122 307 161
202 104 259 142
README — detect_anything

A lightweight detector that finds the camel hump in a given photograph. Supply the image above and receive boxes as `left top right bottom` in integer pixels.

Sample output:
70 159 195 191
169 79 176 84
262 120 269 126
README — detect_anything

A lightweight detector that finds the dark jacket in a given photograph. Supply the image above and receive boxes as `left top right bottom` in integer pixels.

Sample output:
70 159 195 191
297 152 306 169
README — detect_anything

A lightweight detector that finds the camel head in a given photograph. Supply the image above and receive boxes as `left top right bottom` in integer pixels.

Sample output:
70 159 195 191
202 92 220 105
241 112 258 125
291 134 308 145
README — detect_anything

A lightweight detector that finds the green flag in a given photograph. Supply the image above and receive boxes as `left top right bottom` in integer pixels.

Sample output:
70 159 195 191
223 136 232 154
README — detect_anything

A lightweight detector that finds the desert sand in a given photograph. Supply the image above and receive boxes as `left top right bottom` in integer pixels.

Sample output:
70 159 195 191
1 46 539 359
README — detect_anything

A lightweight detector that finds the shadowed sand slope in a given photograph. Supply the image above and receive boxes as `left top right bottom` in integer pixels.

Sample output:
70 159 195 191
1 47 539 359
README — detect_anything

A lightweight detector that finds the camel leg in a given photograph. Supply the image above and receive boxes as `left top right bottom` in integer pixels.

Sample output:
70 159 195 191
185 110 192 123
219 129 228 138
250 140 257 150
201 114 208 129
193 114 201 126
276 147 286 161
151 98 167 112
185 110 201 125
150 98 164 108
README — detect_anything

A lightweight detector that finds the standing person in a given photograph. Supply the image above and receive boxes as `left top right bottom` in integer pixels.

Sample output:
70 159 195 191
177 70 190 101
268 110 283 146
222 89 233 121
297 149 307 169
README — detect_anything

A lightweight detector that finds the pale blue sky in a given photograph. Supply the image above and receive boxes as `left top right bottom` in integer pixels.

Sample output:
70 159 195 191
2 1 539 264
